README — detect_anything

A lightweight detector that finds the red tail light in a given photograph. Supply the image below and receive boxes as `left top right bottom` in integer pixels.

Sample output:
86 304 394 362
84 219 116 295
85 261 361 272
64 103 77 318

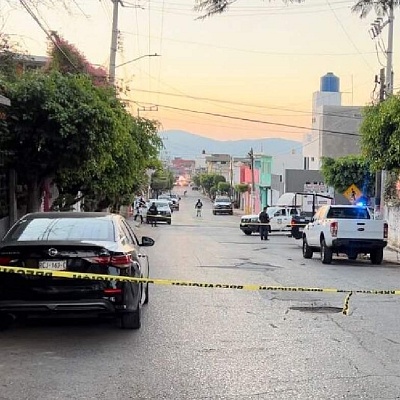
84 254 131 268
88 256 111 265
384 222 388 239
103 288 122 296
330 221 338 237
110 255 131 268
0 256 12 266
290 219 295 227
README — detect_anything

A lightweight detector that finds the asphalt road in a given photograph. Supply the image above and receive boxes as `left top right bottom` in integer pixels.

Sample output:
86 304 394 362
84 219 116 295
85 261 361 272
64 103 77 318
1 189 400 400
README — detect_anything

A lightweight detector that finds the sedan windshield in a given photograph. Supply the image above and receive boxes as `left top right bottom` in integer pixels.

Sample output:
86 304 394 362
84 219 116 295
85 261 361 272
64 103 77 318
4 217 115 242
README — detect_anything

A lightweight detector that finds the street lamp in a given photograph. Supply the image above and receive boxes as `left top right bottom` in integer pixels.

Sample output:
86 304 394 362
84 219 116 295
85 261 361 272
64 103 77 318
116 53 160 69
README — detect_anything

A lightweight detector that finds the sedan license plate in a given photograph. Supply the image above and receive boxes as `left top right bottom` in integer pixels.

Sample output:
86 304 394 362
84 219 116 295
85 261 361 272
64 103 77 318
39 260 67 271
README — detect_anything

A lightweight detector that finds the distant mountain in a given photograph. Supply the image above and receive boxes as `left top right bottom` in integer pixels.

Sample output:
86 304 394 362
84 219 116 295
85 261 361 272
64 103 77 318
159 130 302 159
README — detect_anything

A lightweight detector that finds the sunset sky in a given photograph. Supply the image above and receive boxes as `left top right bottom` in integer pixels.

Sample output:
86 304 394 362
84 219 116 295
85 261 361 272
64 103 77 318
3 0 399 145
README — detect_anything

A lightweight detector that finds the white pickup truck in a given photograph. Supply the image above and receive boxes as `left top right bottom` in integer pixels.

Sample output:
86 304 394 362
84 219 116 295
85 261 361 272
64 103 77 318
302 205 388 264
240 206 300 235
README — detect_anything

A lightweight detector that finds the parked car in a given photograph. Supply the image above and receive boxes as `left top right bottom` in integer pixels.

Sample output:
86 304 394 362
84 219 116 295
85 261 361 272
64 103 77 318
302 205 388 264
158 194 179 211
146 199 173 224
213 196 233 215
240 214 264 235
239 206 300 235
0 212 155 329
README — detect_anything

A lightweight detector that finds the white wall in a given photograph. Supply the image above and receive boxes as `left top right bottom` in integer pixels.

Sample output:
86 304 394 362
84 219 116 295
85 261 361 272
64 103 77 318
387 206 400 250
272 151 303 176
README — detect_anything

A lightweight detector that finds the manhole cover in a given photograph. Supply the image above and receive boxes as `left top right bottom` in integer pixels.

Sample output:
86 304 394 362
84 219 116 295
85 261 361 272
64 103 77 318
289 306 343 314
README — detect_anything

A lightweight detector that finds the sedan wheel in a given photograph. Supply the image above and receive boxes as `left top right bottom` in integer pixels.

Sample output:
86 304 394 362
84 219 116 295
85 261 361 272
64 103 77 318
144 283 149 305
120 309 141 329
120 283 141 329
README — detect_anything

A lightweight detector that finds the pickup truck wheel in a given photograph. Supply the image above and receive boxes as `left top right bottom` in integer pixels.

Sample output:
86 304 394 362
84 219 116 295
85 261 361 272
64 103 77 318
243 230 252 235
370 248 383 265
320 239 333 264
348 253 358 260
302 238 313 259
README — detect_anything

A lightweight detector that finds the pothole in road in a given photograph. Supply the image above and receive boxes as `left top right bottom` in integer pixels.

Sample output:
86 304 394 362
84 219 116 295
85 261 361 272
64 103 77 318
289 306 343 314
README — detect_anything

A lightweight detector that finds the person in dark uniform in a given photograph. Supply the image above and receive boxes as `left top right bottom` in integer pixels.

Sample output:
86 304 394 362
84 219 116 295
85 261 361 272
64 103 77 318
258 206 270 241
147 202 158 227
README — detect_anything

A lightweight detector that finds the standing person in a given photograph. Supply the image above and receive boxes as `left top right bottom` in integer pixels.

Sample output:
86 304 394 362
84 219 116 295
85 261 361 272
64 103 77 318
147 202 158 227
195 199 203 217
139 204 146 224
133 198 140 221
259 206 270 241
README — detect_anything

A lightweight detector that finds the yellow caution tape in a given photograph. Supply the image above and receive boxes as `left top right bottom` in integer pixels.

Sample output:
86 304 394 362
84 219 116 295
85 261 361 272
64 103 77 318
342 291 353 315
0 265 399 295
2 266 400 317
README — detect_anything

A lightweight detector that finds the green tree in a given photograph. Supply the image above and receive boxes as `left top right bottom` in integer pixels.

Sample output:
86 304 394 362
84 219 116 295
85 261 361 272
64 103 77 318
320 156 375 198
235 183 250 193
209 186 218 198
200 173 216 194
218 181 231 194
1 71 134 212
360 96 400 171
213 174 226 186
192 174 201 187
150 169 174 196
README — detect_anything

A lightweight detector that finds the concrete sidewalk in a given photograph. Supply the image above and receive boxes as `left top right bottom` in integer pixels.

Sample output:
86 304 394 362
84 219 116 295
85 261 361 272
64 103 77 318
385 246 400 264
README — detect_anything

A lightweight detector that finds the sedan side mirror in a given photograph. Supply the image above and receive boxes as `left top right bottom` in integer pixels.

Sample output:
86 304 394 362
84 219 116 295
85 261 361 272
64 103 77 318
141 236 155 247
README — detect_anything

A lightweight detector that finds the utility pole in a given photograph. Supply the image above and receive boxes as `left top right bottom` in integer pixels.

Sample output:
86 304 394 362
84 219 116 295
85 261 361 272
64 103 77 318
109 0 122 86
137 105 158 117
374 68 385 213
229 155 234 200
385 4 394 98
369 4 395 218
248 148 255 213
380 2 395 218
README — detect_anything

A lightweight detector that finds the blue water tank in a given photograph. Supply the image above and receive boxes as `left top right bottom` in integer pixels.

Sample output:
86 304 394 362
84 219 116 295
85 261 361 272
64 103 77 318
320 72 339 92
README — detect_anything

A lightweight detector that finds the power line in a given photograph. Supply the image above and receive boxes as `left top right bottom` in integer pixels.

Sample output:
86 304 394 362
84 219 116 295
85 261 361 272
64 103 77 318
132 88 363 120
325 0 375 73
123 99 361 138
120 30 376 57
19 0 80 72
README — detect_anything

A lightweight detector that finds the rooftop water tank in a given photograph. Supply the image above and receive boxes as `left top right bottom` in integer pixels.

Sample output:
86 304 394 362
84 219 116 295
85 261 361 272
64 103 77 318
320 72 339 92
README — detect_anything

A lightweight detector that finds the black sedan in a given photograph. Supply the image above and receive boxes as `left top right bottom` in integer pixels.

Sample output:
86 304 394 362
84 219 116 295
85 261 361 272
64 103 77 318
0 212 155 329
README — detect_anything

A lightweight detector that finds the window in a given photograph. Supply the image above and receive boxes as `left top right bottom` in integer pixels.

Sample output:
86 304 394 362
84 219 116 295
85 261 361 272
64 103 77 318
326 207 370 219
6 217 114 242
122 220 139 245
119 220 135 245
274 209 286 217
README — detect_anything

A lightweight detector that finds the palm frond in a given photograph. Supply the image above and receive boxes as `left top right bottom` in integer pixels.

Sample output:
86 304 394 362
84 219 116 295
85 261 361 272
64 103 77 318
194 0 236 20
194 0 304 20
352 0 400 18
